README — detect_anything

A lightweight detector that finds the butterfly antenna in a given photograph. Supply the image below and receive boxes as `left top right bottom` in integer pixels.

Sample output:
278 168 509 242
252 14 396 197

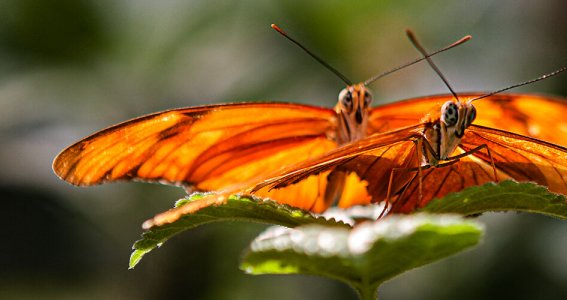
271 24 353 85
406 29 461 101
468 66 567 103
364 34 471 86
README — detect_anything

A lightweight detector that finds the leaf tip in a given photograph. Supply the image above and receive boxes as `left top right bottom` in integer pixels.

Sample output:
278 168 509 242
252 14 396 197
129 249 144 269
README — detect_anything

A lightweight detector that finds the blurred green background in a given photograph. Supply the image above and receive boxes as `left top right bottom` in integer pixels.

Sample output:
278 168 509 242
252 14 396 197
1 0 566 299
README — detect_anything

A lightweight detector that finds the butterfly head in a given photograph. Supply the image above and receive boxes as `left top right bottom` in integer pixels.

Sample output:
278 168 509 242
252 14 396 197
424 99 477 163
440 99 476 138
335 84 372 144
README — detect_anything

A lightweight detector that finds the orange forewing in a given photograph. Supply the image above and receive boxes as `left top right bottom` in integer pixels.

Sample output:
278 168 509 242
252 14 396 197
53 103 337 191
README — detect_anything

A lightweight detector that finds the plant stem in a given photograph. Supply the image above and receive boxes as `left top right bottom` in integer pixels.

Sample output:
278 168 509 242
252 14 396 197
355 283 378 300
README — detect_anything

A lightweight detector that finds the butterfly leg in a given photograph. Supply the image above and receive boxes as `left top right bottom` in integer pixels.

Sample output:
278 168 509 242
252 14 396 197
323 170 347 208
385 164 436 213
385 166 431 205
409 143 499 208
384 135 435 214
384 167 408 217
446 144 499 182
415 137 424 201
389 142 500 214
383 167 400 217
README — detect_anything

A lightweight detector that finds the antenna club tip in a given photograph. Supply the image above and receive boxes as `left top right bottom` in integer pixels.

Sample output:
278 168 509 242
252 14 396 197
405 30 418 42
271 24 285 34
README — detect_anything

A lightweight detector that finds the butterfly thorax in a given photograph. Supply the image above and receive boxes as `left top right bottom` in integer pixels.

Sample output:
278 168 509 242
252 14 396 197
334 84 372 145
421 99 477 166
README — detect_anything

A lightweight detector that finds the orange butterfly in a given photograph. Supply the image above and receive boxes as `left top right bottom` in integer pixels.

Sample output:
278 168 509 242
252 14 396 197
141 90 567 228
138 30 567 228
52 26 567 229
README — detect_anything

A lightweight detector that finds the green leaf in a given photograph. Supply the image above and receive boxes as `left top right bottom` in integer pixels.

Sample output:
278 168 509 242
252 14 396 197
130 181 566 271
421 180 567 219
129 193 348 269
241 214 483 299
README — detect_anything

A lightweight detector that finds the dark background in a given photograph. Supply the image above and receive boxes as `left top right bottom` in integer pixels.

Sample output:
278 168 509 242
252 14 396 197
1 1 566 299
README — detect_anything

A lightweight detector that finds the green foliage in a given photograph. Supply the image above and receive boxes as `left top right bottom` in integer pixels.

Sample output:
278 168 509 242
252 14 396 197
130 181 567 299
241 214 482 300
130 194 347 269
421 180 567 219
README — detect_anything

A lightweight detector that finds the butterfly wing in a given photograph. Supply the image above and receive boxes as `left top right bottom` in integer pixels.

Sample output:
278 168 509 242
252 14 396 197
249 124 426 207
369 93 567 146
391 124 567 213
53 102 338 191
143 124 426 228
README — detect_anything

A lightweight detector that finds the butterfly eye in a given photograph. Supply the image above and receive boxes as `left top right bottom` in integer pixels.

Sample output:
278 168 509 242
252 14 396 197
363 91 373 107
441 101 459 126
466 105 477 127
340 90 354 111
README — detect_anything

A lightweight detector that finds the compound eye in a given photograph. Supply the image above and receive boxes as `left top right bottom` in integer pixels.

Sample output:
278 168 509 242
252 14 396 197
441 101 459 126
466 105 477 127
363 90 372 107
340 90 354 111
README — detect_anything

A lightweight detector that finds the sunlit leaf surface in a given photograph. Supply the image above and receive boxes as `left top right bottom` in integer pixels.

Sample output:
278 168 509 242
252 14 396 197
241 214 483 299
